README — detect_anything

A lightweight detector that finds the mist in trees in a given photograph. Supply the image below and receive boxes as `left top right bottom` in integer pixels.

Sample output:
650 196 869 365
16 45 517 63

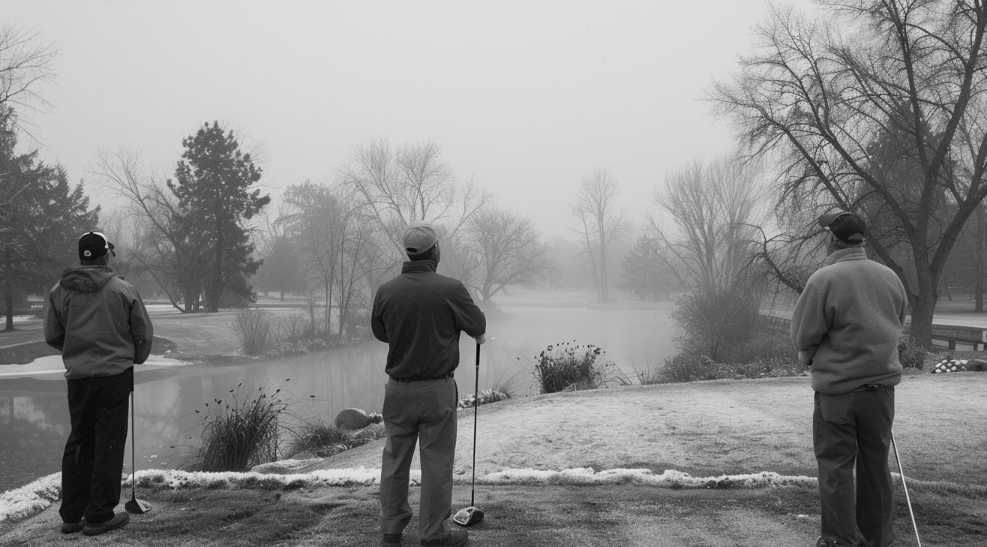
94 123 270 313
171 122 270 313
0 26 96 330
712 0 987 345
571 169 624 303
651 156 770 360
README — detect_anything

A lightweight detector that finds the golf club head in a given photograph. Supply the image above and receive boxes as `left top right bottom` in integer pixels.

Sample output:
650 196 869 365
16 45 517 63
452 506 483 527
125 497 151 515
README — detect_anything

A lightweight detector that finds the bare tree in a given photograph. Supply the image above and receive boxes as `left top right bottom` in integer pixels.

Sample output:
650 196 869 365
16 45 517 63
462 206 552 303
651 156 771 359
711 1 987 345
90 148 202 312
0 25 57 137
651 157 770 292
339 139 488 256
571 169 623 303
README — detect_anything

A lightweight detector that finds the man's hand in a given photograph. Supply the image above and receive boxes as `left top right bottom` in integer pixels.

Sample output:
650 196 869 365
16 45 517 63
474 334 487 345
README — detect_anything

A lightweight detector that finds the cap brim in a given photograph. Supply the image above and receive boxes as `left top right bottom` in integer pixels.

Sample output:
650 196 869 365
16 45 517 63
432 223 448 238
817 213 841 228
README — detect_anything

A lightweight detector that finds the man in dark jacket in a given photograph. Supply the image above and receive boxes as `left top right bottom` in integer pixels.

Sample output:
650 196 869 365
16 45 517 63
44 231 153 536
372 220 486 547
791 212 908 547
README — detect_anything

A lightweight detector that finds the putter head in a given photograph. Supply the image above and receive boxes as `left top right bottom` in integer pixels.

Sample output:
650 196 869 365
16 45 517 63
125 497 152 515
452 506 483 527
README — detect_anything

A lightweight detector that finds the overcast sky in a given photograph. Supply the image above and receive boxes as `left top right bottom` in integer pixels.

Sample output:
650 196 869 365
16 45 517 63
7 0 814 238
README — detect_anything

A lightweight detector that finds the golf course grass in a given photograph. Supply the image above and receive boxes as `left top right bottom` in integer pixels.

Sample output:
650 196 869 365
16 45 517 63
2 373 985 546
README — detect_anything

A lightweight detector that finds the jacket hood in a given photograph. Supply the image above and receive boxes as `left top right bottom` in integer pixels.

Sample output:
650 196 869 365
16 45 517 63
59 266 117 293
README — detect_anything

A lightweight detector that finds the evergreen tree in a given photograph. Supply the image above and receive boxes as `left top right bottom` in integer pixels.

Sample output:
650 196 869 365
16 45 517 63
0 107 99 329
619 234 675 301
168 122 270 312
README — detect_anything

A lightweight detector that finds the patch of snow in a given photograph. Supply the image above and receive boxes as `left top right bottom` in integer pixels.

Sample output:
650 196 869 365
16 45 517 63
0 473 61 523
0 466 836 526
481 468 818 488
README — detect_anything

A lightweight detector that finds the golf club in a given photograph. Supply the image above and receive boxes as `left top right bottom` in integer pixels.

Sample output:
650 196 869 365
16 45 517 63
125 381 152 515
453 341 484 527
890 429 920 547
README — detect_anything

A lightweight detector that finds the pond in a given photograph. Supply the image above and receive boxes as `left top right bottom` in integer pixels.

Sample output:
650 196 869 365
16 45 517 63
0 295 678 494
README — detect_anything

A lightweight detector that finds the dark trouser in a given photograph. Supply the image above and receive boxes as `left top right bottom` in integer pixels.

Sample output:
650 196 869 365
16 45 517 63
60 368 132 525
380 377 458 541
813 387 896 547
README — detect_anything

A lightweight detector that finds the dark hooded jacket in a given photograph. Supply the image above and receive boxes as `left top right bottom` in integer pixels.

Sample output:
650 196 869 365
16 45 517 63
372 260 485 380
44 265 153 379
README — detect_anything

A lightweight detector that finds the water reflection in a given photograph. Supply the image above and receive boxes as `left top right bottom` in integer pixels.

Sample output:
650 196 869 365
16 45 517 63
0 302 677 493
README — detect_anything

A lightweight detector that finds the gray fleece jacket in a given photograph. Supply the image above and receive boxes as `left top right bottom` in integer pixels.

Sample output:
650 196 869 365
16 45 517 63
44 265 153 379
790 247 908 395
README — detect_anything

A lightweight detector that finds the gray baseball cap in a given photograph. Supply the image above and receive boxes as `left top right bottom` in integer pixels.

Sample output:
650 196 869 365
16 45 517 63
402 220 448 255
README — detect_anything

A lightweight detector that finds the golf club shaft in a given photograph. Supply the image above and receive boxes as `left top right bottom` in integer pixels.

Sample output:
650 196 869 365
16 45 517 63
471 341 480 508
131 382 137 499
890 429 921 547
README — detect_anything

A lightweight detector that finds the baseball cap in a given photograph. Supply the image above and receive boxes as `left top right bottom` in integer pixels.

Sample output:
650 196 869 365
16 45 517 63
78 231 115 261
402 220 447 255
818 212 866 244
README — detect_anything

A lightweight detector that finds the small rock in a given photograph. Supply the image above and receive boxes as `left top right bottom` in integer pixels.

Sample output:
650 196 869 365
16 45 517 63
334 408 371 430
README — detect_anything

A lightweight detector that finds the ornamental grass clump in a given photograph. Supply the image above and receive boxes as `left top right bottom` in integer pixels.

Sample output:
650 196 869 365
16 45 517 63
186 382 288 472
286 421 386 459
533 341 616 394
232 308 273 356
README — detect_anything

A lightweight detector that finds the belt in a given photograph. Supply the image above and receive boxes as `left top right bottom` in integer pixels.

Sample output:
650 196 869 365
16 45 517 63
390 371 454 383
852 383 893 392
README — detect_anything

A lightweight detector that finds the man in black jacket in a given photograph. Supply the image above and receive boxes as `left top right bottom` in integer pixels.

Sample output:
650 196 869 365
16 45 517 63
372 220 486 547
44 232 153 536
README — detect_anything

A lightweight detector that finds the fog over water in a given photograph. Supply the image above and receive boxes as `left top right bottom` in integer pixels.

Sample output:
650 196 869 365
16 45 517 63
0 295 678 493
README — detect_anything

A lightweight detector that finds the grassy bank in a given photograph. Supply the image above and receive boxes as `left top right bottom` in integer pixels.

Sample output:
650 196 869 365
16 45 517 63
2 373 985 546
12 483 981 546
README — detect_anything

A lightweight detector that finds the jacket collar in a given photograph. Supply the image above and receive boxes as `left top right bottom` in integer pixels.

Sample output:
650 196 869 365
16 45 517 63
821 246 867 268
401 260 438 274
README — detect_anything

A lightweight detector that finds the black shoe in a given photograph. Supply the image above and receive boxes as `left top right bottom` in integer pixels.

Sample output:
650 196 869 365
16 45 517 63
421 529 467 547
384 533 402 546
59 519 85 534
82 512 129 536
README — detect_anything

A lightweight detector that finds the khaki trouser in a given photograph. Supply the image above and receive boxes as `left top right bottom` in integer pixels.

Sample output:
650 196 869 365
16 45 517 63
380 377 458 541
813 387 896 547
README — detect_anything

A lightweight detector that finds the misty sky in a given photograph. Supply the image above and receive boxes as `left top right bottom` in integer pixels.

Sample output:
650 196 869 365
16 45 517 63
6 0 814 238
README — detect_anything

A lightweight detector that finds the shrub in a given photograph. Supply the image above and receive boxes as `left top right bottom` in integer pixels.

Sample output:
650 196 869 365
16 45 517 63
717 331 797 364
672 284 762 362
533 341 617 394
232 308 273 356
659 354 721 383
185 383 287 472
898 337 929 370
342 307 373 343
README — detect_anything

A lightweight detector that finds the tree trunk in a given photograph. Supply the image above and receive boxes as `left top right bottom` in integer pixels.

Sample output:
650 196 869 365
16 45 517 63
976 206 984 312
3 280 13 332
909 291 936 348
207 233 224 313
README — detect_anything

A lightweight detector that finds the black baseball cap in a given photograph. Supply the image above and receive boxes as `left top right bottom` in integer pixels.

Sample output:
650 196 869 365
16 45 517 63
818 212 866 244
78 231 115 261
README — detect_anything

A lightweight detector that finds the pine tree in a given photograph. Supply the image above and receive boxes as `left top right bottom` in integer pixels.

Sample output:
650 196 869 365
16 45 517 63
169 122 270 312
0 107 99 329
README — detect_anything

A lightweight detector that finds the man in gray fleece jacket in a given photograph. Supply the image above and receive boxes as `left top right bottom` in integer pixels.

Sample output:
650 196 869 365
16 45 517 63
44 232 152 537
791 212 908 547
